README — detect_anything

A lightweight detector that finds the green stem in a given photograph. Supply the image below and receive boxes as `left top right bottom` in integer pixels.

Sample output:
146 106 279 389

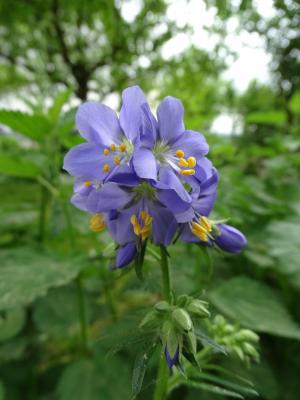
153 246 172 400
76 276 88 352
154 352 169 400
159 245 172 303
61 199 88 352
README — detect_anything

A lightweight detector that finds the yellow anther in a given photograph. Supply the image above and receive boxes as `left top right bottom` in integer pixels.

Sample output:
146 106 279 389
114 155 121 165
178 158 189 168
187 156 196 168
90 213 105 232
84 180 92 188
180 169 195 176
192 222 207 234
191 228 208 242
110 143 116 151
103 164 110 173
200 216 212 232
131 211 152 241
103 148 109 156
176 149 185 158
119 143 126 152
130 215 138 226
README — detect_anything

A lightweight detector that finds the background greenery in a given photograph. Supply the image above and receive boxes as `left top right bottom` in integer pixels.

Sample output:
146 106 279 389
0 0 299 399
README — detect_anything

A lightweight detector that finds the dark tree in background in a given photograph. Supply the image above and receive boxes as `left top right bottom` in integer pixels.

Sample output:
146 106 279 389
0 0 177 100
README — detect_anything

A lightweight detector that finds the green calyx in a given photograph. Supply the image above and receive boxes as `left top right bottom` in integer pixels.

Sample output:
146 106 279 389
153 141 170 163
133 182 157 201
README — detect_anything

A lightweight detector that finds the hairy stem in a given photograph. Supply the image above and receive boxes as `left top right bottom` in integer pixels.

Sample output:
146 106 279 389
153 245 172 400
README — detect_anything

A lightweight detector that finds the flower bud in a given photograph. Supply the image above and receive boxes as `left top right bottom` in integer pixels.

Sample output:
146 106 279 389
186 330 197 355
154 301 170 313
242 342 259 359
139 310 159 329
172 308 193 332
235 329 259 343
176 294 190 307
187 300 210 318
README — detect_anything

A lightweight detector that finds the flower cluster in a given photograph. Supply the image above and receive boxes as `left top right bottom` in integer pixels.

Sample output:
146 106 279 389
63 86 247 268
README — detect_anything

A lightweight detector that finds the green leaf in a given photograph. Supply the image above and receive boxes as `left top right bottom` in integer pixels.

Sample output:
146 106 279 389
49 89 73 121
289 90 300 115
209 276 300 339
0 247 86 311
183 380 244 398
0 154 41 178
0 110 50 141
0 308 25 342
131 341 157 398
33 287 81 337
57 355 131 400
245 111 287 125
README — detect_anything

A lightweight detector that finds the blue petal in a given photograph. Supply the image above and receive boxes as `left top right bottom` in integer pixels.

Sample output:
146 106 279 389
132 147 158 180
139 103 158 148
63 142 112 180
165 346 179 368
119 86 147 142
192 168 219 216
86 182 133 213
157 96 184 143
171 130 209 158
214 224 247 253
106 205 137 245
148 203 178 245
76 102 121 145
115 242 137 268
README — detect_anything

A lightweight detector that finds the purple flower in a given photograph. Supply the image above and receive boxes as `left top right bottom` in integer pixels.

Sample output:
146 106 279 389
165 346 179 368
115 242 137 268
132 91 209 188
179 167 247 253
63 86 148 181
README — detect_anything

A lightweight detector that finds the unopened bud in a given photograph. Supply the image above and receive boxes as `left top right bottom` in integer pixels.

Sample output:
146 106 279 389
154 301 170 313
172 308 193 332
242 342 259 359
139 310 159 329
187 300 210 318
186 330 197 355
176 294 190 307
235 329 259 343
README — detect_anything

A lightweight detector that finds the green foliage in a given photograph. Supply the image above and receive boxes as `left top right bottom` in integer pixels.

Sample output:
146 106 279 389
0 247 86 311
209 277 300 339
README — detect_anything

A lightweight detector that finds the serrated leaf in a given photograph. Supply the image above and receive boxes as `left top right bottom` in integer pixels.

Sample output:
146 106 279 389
209 276 300 339
57 355 131 400
0 154 41 178
49 89 72 121
131 341 157 398
0 308 25 342
0 247 86 311
0 110 50 141
183 380 244 398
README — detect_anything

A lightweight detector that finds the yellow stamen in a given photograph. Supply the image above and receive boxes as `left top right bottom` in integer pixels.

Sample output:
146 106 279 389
130 211 152 241
90 213 105 232
114 156 121 165
84 180 92 187
110 143 116 151
200 216 212 232
103 164 110 173
178 158 189 167
180 169 195 176
192 222 207 234
192 228 208 242
103 148 109 156
176 149 185 158
119 143 126 152
187 156 196 168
